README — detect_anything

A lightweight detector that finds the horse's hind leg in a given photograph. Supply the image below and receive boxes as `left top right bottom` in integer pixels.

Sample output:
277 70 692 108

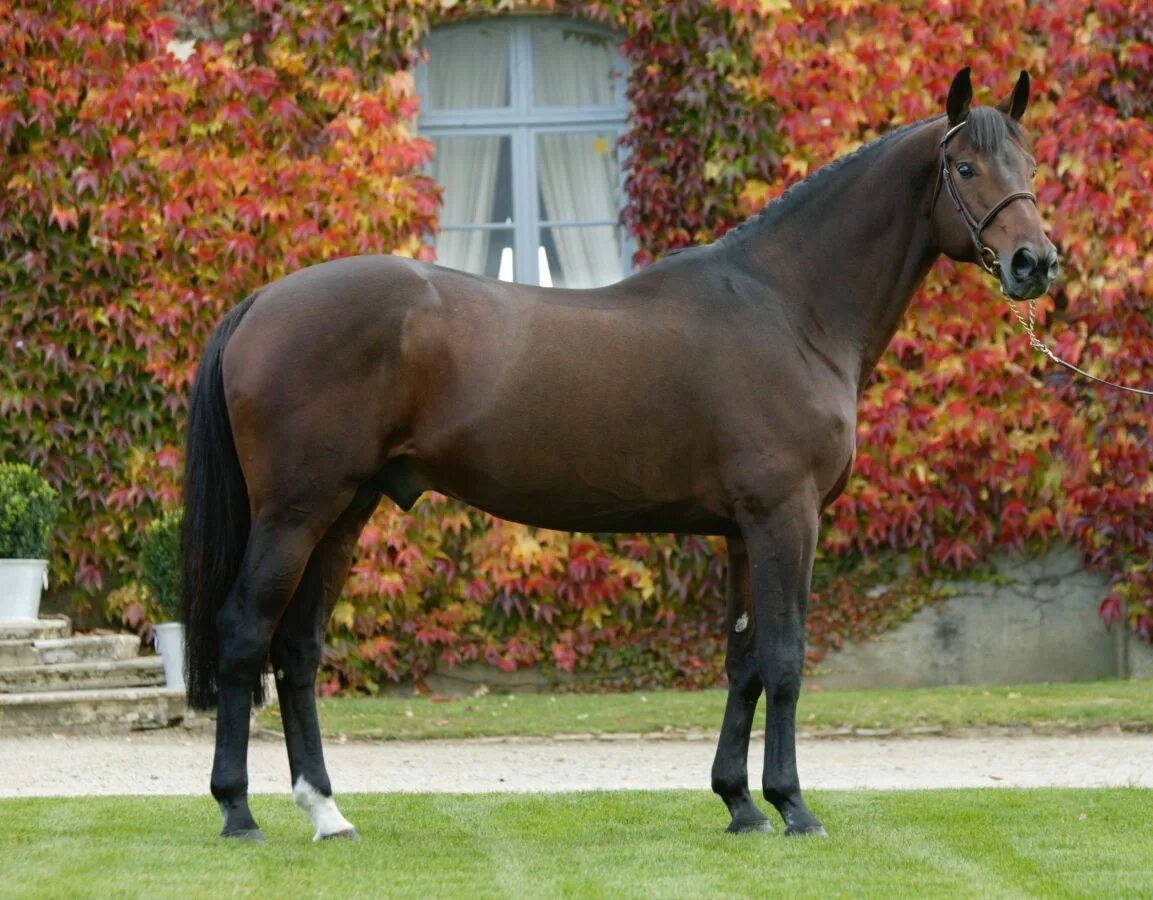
211 491 353 841
271 487 381 841
711 536 771 833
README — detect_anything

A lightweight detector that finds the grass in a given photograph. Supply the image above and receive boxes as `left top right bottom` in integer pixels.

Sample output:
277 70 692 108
4 789 1152 898
255 680 1153 741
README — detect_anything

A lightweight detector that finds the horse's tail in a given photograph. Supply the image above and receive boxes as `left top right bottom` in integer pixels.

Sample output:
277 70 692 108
181 292 259 711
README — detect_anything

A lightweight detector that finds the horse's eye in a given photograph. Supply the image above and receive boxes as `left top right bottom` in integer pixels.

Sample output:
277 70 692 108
956 162 975 179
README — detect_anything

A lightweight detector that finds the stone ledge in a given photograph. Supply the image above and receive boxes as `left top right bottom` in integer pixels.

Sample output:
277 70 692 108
0 686 202 736
0 656 165 694
0 634 140 668
0 616 71 641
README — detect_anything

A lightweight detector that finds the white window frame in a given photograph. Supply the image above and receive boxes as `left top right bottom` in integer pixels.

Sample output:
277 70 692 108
416 17 634 286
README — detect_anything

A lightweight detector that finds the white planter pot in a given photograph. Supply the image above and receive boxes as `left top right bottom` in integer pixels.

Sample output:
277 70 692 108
153 621 186 691
0 559 48 621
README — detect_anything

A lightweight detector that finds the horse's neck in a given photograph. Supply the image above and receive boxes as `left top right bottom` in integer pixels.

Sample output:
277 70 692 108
730 122 942 391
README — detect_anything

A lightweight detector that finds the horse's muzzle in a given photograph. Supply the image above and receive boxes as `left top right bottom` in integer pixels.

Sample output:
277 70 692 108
1001 245 1059 300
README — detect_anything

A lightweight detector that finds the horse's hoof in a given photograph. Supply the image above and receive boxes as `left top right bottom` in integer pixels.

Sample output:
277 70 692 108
727 814 773 835
222 828 266 843
784 824 829 838
317 827 359 842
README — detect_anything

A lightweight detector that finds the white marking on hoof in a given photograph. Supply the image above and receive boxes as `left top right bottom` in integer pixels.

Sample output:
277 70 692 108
293 777 355 842
734 612 749 633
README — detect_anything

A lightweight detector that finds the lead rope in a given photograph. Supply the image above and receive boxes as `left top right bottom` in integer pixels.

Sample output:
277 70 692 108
1006 297 1153 397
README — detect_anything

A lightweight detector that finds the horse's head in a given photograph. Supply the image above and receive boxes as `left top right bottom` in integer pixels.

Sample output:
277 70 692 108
930 67 1059 300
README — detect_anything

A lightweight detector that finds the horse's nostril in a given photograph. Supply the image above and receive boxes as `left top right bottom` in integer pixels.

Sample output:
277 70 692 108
1044 251 1060 280
1011 247 1039 280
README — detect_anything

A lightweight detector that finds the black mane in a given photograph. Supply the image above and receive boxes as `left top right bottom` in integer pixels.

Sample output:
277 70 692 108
720 118 935 244
719 107 1020 245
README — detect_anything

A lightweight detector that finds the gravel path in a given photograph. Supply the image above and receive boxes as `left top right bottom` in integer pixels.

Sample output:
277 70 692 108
1 731 1149 797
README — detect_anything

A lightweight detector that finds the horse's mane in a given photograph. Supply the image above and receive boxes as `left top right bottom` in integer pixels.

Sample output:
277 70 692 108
717 118 932 244
718 107 1019 246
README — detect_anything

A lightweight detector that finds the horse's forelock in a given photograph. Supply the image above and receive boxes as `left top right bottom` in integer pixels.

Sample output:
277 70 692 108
964 106 1022 154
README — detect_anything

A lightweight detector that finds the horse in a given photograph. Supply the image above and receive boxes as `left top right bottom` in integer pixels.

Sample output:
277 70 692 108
181 67 1058 842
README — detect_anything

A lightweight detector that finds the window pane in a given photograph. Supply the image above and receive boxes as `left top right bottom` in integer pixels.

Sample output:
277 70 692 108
532 23 620 106
540 225 622 289
432 135 512 226
537 132 619 223
435 228 514 280
426 26 510 110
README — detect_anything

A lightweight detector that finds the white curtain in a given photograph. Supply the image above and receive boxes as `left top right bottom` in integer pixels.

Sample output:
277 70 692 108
427 29 509 274
533 25 618 106
534 26 621 288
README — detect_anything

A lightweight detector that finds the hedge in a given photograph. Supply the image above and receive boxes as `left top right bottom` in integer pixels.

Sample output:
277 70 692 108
1 0 1149 695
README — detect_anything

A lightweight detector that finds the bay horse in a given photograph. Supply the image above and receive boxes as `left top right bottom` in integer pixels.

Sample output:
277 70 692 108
181 68 1057 842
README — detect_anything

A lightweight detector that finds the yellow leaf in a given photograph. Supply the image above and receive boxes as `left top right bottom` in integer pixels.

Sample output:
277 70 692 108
512 532 541 565
332 601 355 629
581 605 607 628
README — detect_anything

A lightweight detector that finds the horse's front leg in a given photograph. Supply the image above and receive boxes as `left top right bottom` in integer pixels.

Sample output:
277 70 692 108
711 536 771 833
739 494 826 837
271 490 379 841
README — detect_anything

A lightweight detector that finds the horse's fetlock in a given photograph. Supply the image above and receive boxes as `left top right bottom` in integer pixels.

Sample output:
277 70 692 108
711 769 744 799
211 777 248 805
762 783 800 812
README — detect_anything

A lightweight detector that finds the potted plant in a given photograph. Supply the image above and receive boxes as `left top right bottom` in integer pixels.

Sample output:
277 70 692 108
140 509 184 690
0 463 60 621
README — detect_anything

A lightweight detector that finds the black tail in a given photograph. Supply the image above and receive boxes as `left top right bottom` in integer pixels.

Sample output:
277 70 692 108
181 293 259 711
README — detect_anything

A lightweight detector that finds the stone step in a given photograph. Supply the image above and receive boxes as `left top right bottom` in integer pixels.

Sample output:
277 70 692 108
0 616 72 641
0 656 166 694
0 686 203 736
0 633 140 668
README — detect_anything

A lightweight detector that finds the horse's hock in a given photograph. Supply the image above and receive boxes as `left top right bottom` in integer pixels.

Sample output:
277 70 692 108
811 545 1151 690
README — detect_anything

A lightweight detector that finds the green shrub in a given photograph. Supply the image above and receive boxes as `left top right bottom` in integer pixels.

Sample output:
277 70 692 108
0 464 59 559
140 510 182 621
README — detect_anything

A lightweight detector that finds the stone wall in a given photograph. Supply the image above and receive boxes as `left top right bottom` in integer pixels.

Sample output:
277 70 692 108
810 546 1143 690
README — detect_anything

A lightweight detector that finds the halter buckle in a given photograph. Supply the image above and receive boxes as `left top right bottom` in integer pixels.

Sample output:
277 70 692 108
979 244 1000 275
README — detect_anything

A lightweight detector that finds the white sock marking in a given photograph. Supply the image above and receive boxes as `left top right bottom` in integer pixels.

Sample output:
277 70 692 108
293 776 354 840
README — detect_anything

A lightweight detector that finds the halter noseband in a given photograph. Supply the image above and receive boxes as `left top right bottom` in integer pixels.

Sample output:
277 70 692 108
932 119 1037 277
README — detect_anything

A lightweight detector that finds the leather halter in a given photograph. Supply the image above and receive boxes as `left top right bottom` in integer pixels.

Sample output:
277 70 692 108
931 119 1037 276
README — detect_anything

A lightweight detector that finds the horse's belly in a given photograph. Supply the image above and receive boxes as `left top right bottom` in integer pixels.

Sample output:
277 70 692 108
451 487 732 536
379 454 730 535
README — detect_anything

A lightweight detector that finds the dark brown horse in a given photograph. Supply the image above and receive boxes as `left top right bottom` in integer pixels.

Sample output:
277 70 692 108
182 68 1057 842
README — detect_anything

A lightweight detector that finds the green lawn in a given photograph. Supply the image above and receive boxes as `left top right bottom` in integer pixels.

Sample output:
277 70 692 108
5 790 1151 898
257 680 1153 741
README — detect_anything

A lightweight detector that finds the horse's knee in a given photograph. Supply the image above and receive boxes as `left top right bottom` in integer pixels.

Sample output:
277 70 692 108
766 669 802 704
757 644 804 703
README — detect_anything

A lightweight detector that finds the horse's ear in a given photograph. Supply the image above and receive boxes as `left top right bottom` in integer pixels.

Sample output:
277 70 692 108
998 70 1030 121
946 67 972 126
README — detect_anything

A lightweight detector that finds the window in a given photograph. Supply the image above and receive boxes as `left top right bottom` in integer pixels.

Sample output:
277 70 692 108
417 19 632 288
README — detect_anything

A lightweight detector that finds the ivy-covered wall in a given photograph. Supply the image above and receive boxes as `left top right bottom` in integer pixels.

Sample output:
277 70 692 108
1 0 1150 694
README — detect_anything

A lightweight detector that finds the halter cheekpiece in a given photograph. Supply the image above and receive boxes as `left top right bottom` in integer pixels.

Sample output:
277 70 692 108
934 119 1037 277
